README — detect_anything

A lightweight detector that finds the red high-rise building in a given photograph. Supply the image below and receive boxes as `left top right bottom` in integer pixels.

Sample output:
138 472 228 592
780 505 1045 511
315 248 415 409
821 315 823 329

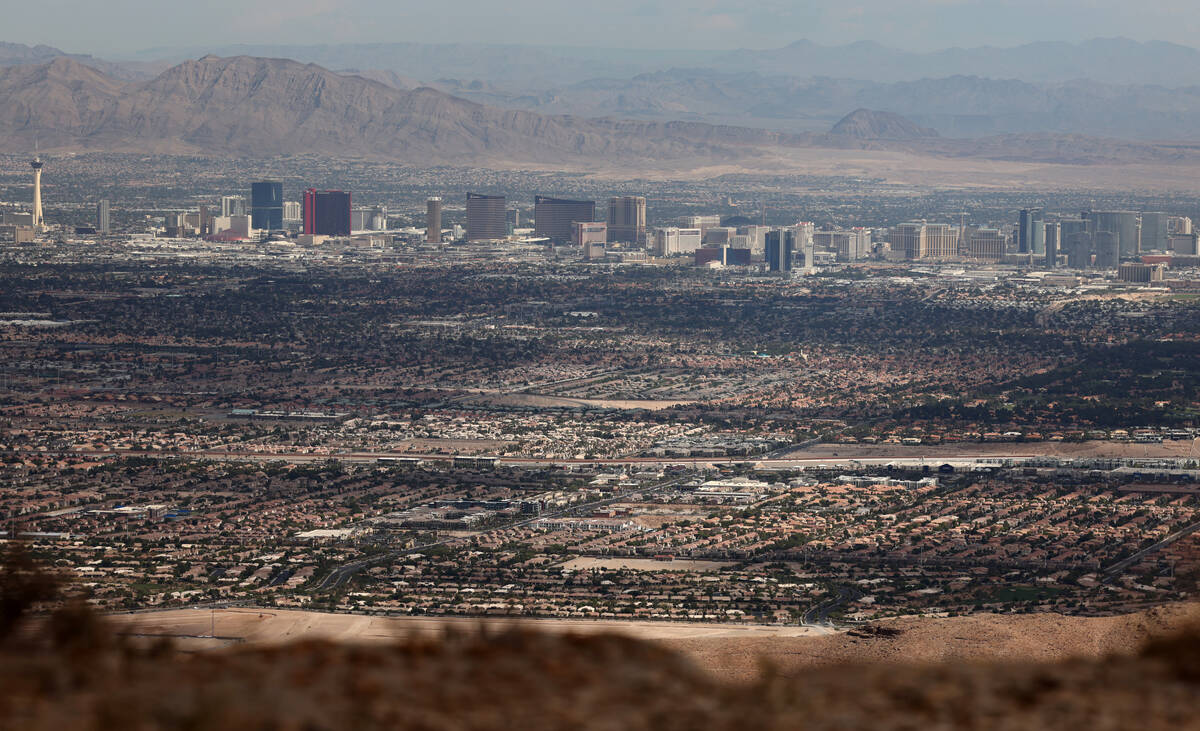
303 188 317 235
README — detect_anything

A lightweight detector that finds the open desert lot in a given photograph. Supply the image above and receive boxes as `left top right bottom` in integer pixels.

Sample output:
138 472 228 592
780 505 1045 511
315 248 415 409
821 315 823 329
106 603 1200 682
780 439 1200 461
560 557 735 572
109 608 831 648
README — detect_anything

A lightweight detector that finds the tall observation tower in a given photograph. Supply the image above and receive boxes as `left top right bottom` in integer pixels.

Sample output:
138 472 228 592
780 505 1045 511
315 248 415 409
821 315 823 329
30 153 45 231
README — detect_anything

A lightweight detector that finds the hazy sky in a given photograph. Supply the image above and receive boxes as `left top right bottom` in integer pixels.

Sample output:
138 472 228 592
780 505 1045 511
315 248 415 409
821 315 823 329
10 0 1200 56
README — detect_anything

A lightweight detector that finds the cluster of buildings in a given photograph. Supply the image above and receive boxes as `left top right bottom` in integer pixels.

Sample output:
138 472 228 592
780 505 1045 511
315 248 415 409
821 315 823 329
15 449 1193 621
155 184 394 244
0 163 381 244
457 193 647 247
460 194 850 273
457 194 1199 277
5 155 1199 281
896 209 1199 270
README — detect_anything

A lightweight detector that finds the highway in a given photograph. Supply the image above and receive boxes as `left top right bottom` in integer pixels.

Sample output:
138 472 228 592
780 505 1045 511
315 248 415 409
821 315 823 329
8 445 1169 471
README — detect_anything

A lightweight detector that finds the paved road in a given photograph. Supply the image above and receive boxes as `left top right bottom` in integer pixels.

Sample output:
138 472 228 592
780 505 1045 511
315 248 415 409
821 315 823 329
6 446 1131 471
802 585 861 628
1102 518 1200 581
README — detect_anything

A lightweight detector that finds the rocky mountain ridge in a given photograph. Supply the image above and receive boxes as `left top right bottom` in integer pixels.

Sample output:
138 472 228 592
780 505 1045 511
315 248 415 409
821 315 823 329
2 54 1199 171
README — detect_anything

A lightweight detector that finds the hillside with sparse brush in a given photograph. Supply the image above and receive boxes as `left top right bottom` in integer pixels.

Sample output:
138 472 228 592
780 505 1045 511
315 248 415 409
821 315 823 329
3 547 1200 730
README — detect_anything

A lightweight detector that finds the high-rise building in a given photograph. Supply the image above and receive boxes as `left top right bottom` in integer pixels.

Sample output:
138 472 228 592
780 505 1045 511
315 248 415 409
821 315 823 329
199 205 213 236
251 181 284 231
220 196 247 217
426 197 442 243
578 240 604 259
765 229 794 272
1169 216 1193 236
653 228 679 256
1018 209 1043 254
96 199 110 234
466 193 507 241
924 224 957 259
887 222 957 260
1044 221 1061 267
283 201 301 223
534 196 596 244
793 222 816 251
30 154 44 232
682 215 721 235
739 225 771 255
1117 262 1165 283
1060 218 1088 240
799 233 816 272
651 227 702 256
607 196 647 245
349 206 386 231
1094 231 1120 269
889 223 925 260
703 226 735 245
302 189 316 235
1140 212 1169 252
1066 232 1093 268
302 189 351 236
695 247 751 267
1169 233 1200 256
1059 218 1088 267
965 228 1006 261
815 229 871 262
572 221 607 250
1087 211 1139 258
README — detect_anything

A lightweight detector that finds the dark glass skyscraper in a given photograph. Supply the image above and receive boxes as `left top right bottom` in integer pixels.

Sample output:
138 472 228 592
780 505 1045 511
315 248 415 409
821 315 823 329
765 229 795 272
466 193 507 241
534 196 596 243
1018 208 1043 254
302 189 352 236
1087 211 1139 258
251 181 284 231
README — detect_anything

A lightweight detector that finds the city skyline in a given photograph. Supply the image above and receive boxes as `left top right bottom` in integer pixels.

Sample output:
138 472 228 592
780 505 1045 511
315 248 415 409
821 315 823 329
3 1 1200 724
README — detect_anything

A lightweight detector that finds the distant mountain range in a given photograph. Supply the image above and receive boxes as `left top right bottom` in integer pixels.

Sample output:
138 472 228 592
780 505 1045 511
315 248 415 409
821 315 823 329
1 53 1198 171
131 37 1200 87
0 41 160 80
429 70 1200 141
0 56 812 164
6 38 1200 142
829 110 938 140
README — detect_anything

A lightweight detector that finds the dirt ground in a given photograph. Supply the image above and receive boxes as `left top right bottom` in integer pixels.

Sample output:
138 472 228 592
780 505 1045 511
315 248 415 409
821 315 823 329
107 603 1200 683
780 439 1200 461
463 392 693 411
109 608 828 651
560 557 734 572
662 603 1200 681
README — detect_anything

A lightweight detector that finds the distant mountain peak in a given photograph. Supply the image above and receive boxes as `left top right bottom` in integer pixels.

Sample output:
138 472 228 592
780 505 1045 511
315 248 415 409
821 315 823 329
829 109 939 139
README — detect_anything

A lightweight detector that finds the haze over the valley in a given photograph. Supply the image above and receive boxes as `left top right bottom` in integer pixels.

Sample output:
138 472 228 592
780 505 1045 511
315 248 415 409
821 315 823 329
7 10 1200 189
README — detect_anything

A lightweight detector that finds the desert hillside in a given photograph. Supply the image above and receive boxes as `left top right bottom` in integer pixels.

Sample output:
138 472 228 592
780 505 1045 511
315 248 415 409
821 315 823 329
4 547 1200 729
4 606 1200 730
107 602 1200 683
